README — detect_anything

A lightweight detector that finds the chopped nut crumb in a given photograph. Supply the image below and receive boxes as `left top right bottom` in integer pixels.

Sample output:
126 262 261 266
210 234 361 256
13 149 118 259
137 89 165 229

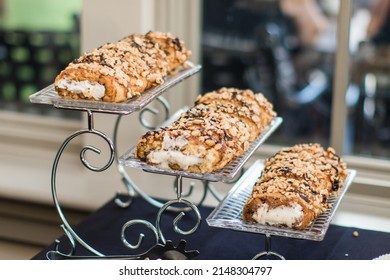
136 87 276 174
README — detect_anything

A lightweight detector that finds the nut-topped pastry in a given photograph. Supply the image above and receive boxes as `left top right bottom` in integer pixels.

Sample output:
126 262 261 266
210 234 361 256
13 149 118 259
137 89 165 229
54 31 192 103
242 143 347 230
135 87 276 173
196 87 275 132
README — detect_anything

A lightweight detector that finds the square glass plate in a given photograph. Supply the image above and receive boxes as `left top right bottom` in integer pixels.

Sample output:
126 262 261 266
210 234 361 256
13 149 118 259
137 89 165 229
29 62 201 115
206 160 357 241
119 116 283 183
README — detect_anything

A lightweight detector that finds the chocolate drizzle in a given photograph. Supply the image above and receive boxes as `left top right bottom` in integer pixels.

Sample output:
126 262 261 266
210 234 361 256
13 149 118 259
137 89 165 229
244 143 348 230
294 190 311 203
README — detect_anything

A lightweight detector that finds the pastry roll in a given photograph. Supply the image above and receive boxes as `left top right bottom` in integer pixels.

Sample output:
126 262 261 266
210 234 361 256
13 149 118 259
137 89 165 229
54 31 192 103
242 143 347 230
196 87 275 132
135 87 276 173
135 118 238 173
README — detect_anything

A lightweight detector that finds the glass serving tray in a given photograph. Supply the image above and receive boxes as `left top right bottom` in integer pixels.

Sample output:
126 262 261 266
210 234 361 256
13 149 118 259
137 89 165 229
206 160 356 241
119 116 283 183
29 62 201 115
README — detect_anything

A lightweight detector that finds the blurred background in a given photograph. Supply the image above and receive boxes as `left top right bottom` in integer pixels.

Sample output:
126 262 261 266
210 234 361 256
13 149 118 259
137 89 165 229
201 0 389 158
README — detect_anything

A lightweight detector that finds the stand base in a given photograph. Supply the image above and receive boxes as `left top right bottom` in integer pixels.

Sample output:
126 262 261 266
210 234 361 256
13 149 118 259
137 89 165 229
252 251 285 260
251 233 285 260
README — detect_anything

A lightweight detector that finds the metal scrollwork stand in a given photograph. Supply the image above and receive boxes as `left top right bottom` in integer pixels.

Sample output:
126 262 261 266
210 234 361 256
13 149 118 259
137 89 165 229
48 106 203 260
30 62 281 260
51 110 115 257
49 128 202 260
119 174 202 252
30 64 211 259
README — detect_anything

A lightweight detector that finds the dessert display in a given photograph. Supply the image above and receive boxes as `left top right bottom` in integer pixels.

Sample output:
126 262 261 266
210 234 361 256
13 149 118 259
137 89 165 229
242 143 348 230
54 31 192 103
135 87 277 173
30 22 358 259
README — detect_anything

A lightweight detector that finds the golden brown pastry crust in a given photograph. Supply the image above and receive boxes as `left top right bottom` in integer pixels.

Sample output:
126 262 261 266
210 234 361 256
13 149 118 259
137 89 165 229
135 87 276 173
54 31 192 103
196 87 276 131
242 143 347 230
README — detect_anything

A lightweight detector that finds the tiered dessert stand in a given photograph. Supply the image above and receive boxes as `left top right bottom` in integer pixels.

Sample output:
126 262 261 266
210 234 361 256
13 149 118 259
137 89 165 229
29 63 207 258
29 58 279 259
30 59 354 260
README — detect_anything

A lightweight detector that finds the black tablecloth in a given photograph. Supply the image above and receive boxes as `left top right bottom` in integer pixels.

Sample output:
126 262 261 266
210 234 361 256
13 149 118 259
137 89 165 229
33 195 390 260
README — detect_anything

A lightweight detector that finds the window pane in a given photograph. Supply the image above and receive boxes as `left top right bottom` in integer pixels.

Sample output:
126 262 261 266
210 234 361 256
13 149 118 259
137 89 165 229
201 0 340 148
349 0 390 159
0 0 81 119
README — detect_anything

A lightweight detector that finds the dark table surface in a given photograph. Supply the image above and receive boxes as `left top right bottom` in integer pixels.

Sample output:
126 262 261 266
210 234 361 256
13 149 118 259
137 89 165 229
33 195 390 260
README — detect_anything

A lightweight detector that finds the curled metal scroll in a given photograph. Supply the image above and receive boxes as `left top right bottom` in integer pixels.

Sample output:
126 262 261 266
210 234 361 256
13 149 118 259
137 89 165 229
52 225 76 257
51 111 115 256
156 198 202 245
156 175 202 245
121 219 159 250
138 96 170 130
113 173 202 249
117 176 202 251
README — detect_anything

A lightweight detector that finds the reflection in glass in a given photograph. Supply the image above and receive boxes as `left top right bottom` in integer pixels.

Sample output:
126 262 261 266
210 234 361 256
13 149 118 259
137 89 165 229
201 0 340 148
349 0 390 158
201 0 390 160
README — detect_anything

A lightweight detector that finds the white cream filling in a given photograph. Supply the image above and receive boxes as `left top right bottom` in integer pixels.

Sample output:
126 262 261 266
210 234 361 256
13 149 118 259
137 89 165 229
147 134 203 170
252 203 303 228
57 79 105 100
